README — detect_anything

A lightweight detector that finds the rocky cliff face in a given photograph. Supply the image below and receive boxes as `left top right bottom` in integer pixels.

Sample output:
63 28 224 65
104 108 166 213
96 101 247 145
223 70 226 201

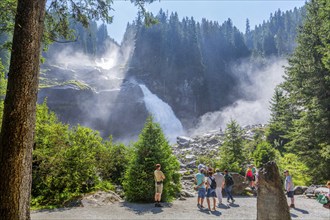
38 63 149 142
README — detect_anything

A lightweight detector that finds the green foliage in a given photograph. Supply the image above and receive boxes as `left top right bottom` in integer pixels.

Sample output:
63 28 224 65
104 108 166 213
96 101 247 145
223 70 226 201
218 119 246 174
277 153 311 186
196 155 217 170
247 7 306 56
253 141 276 167
98 141 130 185
279 0 330 183
123 116 180 202
266 87 294 153
32 101 117 207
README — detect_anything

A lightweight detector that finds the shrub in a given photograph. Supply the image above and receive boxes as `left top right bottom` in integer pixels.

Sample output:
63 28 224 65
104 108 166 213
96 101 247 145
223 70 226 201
123 116 180 202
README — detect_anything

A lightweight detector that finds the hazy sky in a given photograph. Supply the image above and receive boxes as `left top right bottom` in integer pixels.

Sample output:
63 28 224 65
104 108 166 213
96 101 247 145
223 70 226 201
107 0 306 43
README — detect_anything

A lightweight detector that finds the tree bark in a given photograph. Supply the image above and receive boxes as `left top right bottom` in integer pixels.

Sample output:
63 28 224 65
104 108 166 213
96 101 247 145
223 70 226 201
0 0 46 219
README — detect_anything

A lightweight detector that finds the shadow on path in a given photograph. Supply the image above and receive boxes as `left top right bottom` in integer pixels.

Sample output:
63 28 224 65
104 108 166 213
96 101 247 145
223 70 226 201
293 207 309 214
198 207 222 216
120 202 172 215
218 203 230 209
228 203 240 208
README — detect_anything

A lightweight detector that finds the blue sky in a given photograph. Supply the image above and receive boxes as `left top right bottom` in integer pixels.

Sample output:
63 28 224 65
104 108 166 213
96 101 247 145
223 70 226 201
108 0 306 43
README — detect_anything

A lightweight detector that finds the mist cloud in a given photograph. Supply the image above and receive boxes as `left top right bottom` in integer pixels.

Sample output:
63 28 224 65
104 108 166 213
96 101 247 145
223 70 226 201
191 58 287 134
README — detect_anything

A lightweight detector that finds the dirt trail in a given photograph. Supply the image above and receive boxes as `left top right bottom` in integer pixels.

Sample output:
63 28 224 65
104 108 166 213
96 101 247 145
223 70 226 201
32 195 330 220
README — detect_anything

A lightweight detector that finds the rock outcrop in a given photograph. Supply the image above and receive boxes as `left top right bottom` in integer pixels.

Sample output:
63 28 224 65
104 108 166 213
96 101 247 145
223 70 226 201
257 161 291 220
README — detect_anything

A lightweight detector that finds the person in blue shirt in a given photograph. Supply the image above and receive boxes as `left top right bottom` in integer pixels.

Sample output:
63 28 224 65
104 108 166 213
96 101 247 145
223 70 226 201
194 168 206 208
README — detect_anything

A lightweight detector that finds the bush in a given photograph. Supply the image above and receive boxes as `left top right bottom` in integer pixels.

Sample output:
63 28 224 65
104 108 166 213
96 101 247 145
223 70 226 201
123 116 181 202
32 102 111 207
253 141 276 167
277 153 311 186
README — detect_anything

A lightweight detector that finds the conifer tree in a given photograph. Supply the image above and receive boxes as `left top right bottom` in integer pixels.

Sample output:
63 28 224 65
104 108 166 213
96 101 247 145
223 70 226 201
123 116 180 202
218 119 245 173
266 87 294 152
280 0 330 182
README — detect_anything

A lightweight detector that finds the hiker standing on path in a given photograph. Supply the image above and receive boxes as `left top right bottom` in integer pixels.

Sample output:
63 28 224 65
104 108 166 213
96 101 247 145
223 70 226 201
206 170 217 211
224 169 235 203
245 165 255 190
284 170 295 208
194 168 206 209
154 164 165 207
214 169 224 206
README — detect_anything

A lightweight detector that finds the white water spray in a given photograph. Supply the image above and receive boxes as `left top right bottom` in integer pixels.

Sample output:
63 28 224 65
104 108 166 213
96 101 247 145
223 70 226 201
139 84 184 142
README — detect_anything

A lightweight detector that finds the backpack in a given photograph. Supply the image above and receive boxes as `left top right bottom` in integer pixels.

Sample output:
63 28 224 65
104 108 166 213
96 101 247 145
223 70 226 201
247 169 253 178
226 175 234 186
209 176 217 189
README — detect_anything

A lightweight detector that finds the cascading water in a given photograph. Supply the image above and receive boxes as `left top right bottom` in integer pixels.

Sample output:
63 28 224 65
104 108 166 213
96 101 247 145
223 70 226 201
139 84 184 142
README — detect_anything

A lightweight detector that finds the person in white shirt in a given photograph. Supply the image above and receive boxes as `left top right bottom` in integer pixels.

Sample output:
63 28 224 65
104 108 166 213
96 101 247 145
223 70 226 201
213 169 225 205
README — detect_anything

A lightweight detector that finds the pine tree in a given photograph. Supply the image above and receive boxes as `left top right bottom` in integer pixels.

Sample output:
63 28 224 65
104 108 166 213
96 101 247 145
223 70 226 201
123 116 180 202
253 141 276 167
218 119 245 174
280 0 330 182
266 87 294 152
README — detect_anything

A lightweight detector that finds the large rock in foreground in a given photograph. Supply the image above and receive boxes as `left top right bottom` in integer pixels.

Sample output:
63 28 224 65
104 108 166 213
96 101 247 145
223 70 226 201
257 161 291 220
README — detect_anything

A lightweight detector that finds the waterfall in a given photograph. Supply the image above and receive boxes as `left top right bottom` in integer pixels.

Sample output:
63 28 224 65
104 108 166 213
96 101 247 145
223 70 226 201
139 84 184 142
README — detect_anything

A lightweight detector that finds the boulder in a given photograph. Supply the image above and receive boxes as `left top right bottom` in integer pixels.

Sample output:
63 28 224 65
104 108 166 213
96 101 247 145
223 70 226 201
257 161 291 220
314 187 328 195
180 190 195 198
294 186 306 195
231 173 249 195
304 185 320 197
177 136 192 147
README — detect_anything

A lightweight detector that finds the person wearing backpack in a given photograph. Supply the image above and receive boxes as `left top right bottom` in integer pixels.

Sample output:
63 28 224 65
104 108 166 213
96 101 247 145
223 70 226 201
245 164 255 190
224 169 235 203
206 170 217 211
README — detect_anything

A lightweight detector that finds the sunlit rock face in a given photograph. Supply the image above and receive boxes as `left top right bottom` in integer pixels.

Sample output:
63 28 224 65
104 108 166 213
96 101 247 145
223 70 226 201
38 64 149 142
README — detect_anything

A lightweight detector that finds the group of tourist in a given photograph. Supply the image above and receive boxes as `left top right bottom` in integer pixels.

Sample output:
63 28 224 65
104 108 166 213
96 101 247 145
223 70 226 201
153 163 329 211
194 164 235 211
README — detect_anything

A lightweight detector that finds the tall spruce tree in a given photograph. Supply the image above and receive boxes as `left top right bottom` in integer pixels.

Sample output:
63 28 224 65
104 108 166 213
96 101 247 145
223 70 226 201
218 119 245 173
123 116 180 202
266 87 294 152
280 0 330 182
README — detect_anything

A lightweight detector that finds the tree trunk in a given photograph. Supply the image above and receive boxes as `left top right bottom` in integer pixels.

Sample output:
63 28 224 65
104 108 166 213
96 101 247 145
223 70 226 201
0 0 46 219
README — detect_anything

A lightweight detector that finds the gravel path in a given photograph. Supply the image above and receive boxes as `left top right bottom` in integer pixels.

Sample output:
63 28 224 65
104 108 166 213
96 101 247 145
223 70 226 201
32 195 330 220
